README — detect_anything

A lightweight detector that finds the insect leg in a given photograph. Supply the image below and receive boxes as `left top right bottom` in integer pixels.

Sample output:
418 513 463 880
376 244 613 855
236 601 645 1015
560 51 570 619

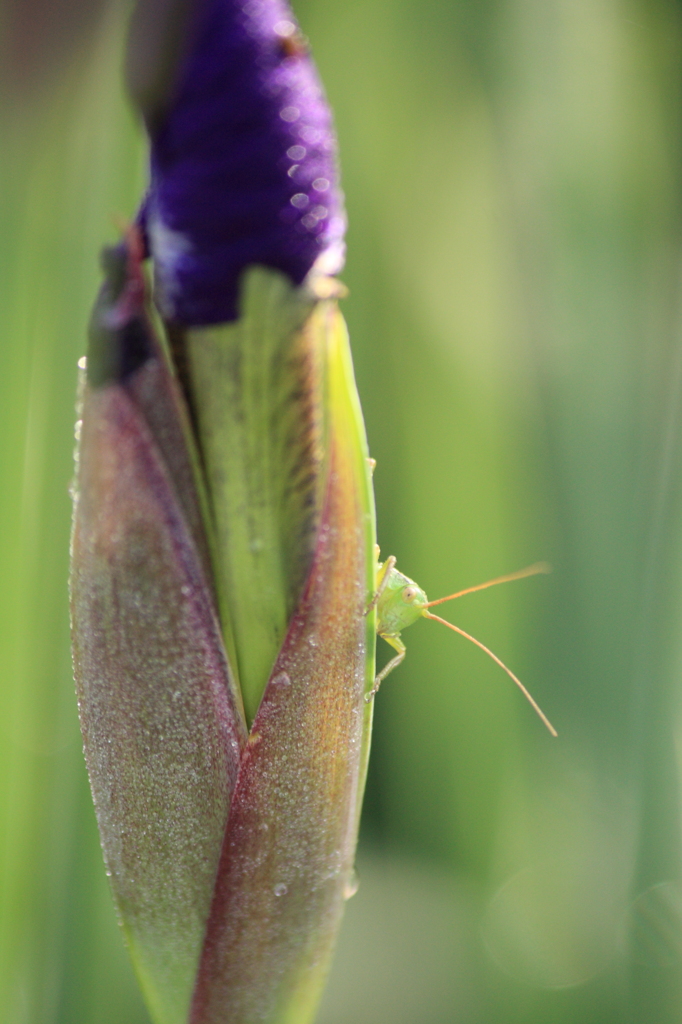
365 554 396 616
365 632 406 702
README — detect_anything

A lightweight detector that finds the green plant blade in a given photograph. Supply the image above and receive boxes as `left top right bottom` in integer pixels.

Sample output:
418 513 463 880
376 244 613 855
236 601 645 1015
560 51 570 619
190 301 376 1024
71 248 246 1024
181 268 332 725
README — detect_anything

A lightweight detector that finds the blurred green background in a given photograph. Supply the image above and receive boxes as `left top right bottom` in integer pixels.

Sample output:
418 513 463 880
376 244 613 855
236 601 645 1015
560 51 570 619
3 0 682 1020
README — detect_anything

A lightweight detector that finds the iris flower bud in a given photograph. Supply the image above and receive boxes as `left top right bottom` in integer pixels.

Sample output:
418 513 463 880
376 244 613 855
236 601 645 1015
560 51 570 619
71 4 376 1023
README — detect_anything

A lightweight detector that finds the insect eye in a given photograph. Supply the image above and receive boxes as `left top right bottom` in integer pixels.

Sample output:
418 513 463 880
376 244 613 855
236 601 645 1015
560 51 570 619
402 586 417 603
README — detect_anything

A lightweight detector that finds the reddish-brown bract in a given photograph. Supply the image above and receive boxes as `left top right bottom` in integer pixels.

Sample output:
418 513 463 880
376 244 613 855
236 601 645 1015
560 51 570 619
190 308 370 1024
71 316 246 1017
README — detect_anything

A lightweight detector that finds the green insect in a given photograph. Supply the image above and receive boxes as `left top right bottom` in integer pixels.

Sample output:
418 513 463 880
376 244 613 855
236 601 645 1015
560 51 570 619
366 552 557 736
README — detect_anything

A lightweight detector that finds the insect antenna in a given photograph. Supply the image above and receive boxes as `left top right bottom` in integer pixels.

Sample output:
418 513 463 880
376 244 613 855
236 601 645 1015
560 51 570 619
422 561 551 609
423 610 557 736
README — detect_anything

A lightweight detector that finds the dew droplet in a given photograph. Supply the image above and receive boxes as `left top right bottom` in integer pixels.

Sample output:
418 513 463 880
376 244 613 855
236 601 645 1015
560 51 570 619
290 193 309 209
77 356 87 370
344 869 360 899
300 126 321 144
272 672 291 687
274 19 296 37
312 177 330 192
280 105 300 123
287 145 306 160
274 883 288 897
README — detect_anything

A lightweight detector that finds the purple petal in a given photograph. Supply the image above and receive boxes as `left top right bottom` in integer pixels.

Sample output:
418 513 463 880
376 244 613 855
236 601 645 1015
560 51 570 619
137 0 346 325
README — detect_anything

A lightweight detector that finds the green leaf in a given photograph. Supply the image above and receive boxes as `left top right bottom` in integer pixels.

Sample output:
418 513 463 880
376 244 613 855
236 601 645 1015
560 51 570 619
180 268 334 725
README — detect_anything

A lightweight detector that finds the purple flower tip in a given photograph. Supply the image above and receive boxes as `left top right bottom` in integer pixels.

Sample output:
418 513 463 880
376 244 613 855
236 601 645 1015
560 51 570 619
136 0 346 325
